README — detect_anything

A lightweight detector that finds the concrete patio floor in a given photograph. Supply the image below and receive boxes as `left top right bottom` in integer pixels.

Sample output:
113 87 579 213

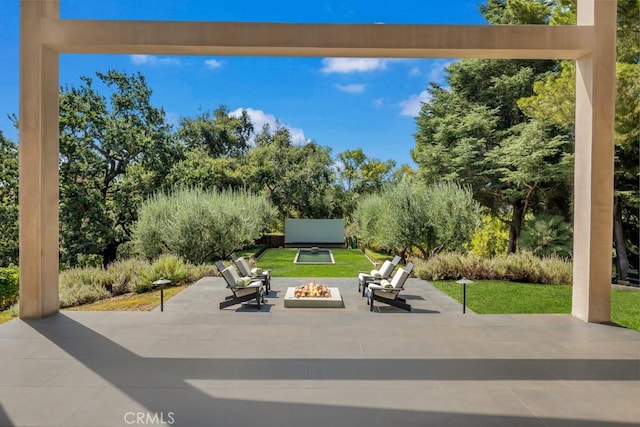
0 277 638 426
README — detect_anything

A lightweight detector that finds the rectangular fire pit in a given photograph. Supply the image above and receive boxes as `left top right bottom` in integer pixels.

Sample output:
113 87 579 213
284 287 343 308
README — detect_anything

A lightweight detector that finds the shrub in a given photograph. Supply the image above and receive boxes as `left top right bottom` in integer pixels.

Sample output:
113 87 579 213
140 254 197 292
413 251 572 284
539 256 573 284
490 252 541 283
518 215 573 258
467 214 509 258
59 267 112 308
194 263 219 278
106 258 152 295
0 266 19 311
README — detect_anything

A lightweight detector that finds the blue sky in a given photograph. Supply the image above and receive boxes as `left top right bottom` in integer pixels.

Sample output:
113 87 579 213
0 1 487 166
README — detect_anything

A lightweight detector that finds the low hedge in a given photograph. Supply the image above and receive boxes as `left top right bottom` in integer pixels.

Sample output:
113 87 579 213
0 255 217 311
0 266 19 311
59 255 213 307
413 252 572 285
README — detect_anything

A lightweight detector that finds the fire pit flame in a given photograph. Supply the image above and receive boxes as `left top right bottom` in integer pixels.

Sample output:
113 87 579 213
294 282 331 298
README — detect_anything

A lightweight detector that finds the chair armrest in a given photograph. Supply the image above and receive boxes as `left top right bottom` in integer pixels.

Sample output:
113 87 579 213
230 281 263 290
246 281 263 288
368 284 397 291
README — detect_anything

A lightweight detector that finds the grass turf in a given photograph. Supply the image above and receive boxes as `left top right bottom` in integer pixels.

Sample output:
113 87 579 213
256 248 374 277
432 280 640 331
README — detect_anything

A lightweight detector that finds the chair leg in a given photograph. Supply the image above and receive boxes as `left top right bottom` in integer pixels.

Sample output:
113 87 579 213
220 290 263 309
371 293 411 312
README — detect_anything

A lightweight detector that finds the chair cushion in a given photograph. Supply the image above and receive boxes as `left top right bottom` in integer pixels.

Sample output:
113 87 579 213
390 268 410 288
370 269 382 278
380 279 393 288
221 266 240 287
378 260 394 278
235 286 260 297
235 257 251 276
236 277 252 287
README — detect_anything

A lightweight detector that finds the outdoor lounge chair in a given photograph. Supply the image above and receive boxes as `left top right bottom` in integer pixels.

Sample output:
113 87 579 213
366 266 412 312
231 254 271 294
358 255 401 296
218 265 265 309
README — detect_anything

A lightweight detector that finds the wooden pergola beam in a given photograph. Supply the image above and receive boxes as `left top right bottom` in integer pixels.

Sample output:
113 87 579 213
42 19 592 59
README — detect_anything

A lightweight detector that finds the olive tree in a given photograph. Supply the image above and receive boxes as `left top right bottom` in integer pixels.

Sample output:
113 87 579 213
353 180 480 258
132 188 276 262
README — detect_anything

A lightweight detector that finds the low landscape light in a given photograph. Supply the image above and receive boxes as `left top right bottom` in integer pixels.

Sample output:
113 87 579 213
456 278 474 314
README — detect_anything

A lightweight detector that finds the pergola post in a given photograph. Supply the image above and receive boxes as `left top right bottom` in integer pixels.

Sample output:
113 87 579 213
19 0 60 318
17 0 618 323
572 0 617 323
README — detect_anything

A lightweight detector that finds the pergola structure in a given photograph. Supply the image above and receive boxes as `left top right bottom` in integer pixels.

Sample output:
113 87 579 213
19 0 616 322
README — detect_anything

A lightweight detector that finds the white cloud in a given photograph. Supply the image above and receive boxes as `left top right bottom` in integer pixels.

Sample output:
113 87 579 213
130 54 180 66
372 98 384 108
398 90 431 117
204 59 224 69
406 59 456 82
428 59 455 84
229 108 309 146
409 66 422 77
321 58 390 74
335 84 366 94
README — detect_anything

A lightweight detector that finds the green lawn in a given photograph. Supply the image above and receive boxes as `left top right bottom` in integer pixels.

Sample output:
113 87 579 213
256 248 374 277
432 280 640 331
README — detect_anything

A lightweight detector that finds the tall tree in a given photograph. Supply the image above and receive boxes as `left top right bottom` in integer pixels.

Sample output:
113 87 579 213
337 148 396 218
243 125 339 221
176 106 253 158
412 1 569 253
59 71 175 266
0 131 18 266
518 0 640 278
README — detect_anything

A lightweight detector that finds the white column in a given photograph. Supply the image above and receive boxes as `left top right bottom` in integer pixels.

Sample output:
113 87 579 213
19 0 60 318
572 0 617 322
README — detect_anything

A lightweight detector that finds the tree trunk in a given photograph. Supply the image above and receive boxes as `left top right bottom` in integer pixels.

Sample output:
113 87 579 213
613 196 630 281
508 199 525 254
102 241 119 268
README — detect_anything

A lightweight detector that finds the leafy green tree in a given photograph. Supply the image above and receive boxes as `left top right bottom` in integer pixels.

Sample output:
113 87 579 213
336 148 397 218
0 131 18 266
243 125 340 220
132 188 276 262
413 1 571 253
337 148 396 194
352 193 385 248
59 70 175 267
165 148 244 190
353 180 480 259
480 0 553 25
176 106 253 158
518 0 640 277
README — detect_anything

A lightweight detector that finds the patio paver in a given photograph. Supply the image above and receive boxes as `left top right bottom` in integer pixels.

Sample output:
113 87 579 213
0 277 638 426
